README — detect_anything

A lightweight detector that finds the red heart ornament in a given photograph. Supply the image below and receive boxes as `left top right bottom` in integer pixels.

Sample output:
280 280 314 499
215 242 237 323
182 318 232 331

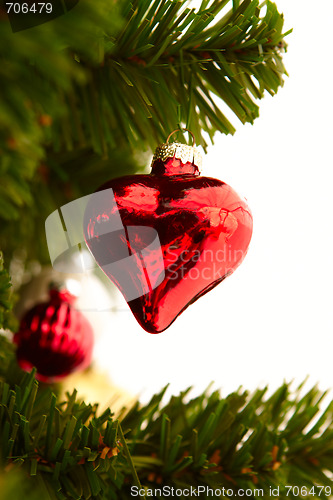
84 141 253 333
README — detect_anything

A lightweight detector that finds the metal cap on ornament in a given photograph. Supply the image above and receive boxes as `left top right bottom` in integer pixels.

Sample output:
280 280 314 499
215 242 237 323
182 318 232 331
48 278 81 304
151 128 202 176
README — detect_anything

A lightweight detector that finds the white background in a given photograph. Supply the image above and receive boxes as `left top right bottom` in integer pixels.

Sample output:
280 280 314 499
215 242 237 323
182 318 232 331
91 0 333 402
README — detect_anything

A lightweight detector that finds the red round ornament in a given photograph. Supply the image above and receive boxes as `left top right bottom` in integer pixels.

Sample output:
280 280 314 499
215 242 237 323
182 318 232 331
84 132 253 334
14 287 94 383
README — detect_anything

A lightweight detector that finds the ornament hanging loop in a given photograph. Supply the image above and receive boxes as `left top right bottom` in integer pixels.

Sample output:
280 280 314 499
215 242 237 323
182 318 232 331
166 128 195 147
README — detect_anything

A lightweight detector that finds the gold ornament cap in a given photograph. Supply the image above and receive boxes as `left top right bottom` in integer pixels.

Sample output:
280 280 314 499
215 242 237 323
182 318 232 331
151 129 202 174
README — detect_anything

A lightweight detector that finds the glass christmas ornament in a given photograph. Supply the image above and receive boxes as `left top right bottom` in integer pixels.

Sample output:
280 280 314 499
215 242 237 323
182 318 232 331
14 286 94 383
84 131 253 334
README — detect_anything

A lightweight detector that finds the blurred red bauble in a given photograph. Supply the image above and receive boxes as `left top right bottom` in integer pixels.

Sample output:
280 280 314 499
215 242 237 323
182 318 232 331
84 131 253 334
14 288 94 383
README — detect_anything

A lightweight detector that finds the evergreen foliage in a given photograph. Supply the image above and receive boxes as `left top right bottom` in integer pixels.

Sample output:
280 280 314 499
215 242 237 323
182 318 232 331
0 254 17 332
0 334 332 499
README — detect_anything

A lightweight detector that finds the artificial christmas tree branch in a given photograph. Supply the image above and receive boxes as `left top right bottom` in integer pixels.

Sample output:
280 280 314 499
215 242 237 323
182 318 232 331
52 0 291 152
0 337 332 500
0 0 291 232
107 0 291 147
0 254 17 332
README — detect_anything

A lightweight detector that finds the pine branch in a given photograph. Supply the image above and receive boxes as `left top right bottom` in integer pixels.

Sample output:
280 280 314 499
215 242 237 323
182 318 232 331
0 335 332 500
1 0 291 158
44 0 291 153
121 383 333 497
102 0 291 149
0 254 17 332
